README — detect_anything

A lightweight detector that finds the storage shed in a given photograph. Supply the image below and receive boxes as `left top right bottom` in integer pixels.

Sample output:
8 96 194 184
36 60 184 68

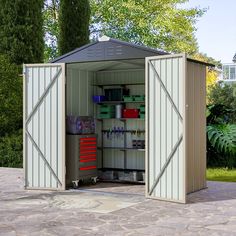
23 36 209 203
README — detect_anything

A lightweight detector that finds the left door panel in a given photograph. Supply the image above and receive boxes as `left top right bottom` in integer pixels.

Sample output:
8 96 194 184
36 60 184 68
24 64 66 190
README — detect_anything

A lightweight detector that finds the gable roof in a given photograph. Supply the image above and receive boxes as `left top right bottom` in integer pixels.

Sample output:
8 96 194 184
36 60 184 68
51 37 168 63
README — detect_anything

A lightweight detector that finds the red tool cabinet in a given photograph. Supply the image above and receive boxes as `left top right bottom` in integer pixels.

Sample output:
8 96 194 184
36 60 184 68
66 134 97 188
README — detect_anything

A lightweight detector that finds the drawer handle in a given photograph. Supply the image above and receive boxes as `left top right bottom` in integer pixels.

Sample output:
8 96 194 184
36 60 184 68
80 146 97 150
80 158 96 163
80 150 96 154
80 142 97 145
80 166 96 171
80 154 96 159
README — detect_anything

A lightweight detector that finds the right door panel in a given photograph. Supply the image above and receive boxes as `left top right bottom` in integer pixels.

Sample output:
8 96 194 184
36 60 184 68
145 54 186 203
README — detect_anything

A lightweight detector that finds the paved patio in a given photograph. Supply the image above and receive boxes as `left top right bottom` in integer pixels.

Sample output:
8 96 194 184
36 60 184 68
1 168 236 235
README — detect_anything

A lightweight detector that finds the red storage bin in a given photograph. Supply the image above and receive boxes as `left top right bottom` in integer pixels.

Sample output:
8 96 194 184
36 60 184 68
122 109 139 118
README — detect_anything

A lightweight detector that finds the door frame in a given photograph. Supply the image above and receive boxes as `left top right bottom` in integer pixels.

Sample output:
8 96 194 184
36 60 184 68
145 54 187 203
23 63 66 190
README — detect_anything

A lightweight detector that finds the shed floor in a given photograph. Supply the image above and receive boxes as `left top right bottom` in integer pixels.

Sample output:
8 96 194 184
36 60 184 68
1 167 236 235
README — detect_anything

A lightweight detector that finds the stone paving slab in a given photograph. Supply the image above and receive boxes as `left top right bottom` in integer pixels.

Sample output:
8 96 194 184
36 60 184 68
1 168 236 235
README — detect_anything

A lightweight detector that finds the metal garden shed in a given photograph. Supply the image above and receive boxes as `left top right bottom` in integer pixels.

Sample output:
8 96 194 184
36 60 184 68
23 36 210 203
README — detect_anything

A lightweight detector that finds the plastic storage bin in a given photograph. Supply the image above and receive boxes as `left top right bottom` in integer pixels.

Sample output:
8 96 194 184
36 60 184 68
122 109 139 118
98 105 115 118
105 88 129 101
118 171 142 181
133 95 145 102
139 105 145 112
132 140 145 149
92 95 106 103
139 113 145 119
99 113 115 119
123 95 134 102
99 105 115 112
66 116 95 134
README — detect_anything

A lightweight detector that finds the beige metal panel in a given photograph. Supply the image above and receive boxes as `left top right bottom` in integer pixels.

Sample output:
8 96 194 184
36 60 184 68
24 64 66 190
96 69 145 85
186 61 206 194
66 67 94 116
146 54 187 203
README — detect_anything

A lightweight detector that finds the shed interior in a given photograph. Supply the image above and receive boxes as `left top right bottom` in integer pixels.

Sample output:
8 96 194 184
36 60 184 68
66 59 147 186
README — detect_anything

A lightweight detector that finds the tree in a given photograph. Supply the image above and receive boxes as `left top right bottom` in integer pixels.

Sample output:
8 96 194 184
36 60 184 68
58 0 90 55
90 0 205 54
0 0 44 64
208 83 236 123
43 0 60 61
193 53 221 97
0 55 22 136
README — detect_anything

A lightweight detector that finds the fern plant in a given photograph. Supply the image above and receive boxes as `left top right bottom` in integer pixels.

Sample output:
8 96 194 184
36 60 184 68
207 124 236 168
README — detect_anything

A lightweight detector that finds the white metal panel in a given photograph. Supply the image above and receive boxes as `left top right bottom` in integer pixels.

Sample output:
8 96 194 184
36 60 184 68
23 63 66 190
146 54 186 203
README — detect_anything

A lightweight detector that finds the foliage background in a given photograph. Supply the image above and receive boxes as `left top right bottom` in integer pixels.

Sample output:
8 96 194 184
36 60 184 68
0 0 235 169
0 55 23 167
207 84 236 168
58 0 90 55
0 0 44 64
0 0 44 168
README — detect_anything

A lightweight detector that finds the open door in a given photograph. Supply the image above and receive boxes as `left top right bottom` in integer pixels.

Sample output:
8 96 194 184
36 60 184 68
23 64 66 190
145 54 186 203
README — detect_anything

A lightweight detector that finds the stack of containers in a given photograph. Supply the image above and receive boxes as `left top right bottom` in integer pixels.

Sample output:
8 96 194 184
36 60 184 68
99 105 115 118
139 105 145 119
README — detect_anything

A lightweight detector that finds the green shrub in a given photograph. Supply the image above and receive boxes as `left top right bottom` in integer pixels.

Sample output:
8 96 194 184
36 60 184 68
0 54 22 137
207 124 236 155
0 129 23 168
206 103 236 168
208 83 236 123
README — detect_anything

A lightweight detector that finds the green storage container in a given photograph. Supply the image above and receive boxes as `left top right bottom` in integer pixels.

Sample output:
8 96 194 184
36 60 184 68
139 113 145 119
133 95 145 102
123 95 134 102
99 112 115 119
139 105 145 112
99 105 115 113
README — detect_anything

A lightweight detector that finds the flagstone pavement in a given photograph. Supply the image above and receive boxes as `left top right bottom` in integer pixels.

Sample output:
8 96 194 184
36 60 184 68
1 167 236 236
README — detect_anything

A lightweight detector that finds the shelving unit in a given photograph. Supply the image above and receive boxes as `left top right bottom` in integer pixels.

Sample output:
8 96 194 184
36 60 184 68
94 81 145 182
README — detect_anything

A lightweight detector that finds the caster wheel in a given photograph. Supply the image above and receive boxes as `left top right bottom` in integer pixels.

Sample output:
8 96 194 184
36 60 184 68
91 177 97 184
72 181 79 189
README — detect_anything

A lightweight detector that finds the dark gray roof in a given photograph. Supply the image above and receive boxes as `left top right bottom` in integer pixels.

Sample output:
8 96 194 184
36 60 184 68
51 37 168 63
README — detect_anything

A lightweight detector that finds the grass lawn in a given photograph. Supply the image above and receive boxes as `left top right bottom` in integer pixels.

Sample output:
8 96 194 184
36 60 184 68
207 168 236 182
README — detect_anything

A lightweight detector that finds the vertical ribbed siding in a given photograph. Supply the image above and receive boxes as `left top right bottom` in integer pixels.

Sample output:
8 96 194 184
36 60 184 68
146 55 186 203
66 67 94 116
186 62 206 194
24 64 65 190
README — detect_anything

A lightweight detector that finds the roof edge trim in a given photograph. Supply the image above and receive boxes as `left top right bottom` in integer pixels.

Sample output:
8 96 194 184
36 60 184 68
187 58 215 67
